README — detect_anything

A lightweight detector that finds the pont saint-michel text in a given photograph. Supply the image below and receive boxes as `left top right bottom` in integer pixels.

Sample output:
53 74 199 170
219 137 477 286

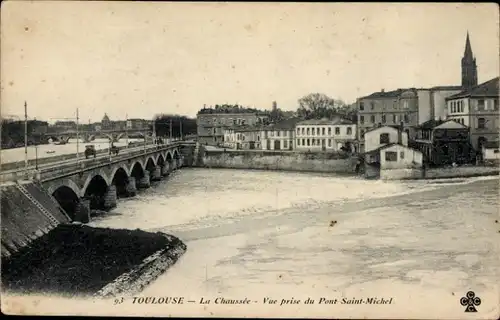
120 296 394 306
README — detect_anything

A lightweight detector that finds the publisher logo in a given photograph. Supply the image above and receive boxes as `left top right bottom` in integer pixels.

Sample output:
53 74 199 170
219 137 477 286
460 291 481 312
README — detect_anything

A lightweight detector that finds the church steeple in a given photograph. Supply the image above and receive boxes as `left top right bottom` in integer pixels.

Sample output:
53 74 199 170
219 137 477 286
461 31 478 88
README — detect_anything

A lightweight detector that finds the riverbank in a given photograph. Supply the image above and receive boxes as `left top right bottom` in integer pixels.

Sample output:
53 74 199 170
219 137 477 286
1 224 187 297
200 149 358 174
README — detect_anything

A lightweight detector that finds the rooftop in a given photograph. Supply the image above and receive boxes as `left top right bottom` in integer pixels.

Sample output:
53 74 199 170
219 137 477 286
297 117 354 126
265 117 303 130
359 88 417 99
446 77 500 100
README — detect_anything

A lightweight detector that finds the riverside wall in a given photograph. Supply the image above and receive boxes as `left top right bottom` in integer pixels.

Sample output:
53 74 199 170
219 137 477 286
1 182 70 258
379 165 500 180
199 149 358 174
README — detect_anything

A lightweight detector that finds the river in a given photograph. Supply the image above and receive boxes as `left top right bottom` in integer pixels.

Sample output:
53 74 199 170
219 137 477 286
3 169 500 318
0 138 143 164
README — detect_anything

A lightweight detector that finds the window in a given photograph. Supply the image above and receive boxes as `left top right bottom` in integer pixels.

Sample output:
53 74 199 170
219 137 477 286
301 128 305 135
392 114 397 123
371 102 375 110
316 128 320 135
385 151 397 161
494 99 499 111
478 99 485 110
494 149 500 154
460 101 464 112
213 118 217 124
335 127 340 135
360 129 365 139
307 139 310 146
312 128 315 136
403 101 409 109
328 139 332 147
359 102 364 110
297 128 300 135
257 135 260 141
213 128 217 134
312 139 316 146
307 128 310 135
297 139 301 146
276 131 280 137
328 127 332 135
381 114 386 123
317 139 320 145
404 114 409 123
233 119 237 125
302 138 305 146
347 127 352 135
360 116 365 124
477 117 486 129
322 128 325 135
241 120 246 125
270 131 274 137
380 133 390 144
284 140 288 149
370 115 375 123
400 151 405 159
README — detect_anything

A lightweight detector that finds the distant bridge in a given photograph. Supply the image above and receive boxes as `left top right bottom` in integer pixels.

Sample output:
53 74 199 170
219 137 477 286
2 140 196 223
45 128 153 143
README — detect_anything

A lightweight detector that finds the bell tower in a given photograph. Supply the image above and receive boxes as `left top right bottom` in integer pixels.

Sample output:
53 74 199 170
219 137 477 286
461 31 478 89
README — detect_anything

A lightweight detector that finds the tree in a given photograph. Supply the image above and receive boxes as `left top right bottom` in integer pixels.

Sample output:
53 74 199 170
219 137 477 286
152 114 197 138
297 93 347 120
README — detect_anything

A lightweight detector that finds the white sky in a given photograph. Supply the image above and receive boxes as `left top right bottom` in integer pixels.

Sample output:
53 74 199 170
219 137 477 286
1 2 499 123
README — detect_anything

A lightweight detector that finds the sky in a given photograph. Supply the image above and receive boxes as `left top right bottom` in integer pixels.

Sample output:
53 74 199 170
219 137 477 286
1 2 499 123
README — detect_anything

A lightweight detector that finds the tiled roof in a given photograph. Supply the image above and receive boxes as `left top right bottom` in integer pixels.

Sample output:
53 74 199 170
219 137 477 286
267 117 302 130
362 143 398 155
359 88 417 99
429 85 463 91
446 77 499 100
297 117 354 126
416 119 447 129
483 140 499 149
364 125 403 134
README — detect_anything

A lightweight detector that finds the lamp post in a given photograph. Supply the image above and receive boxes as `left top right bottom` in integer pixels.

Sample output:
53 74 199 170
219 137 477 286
24 101 28 179
76 108 80 165
125 114 129 149
33 117 39 171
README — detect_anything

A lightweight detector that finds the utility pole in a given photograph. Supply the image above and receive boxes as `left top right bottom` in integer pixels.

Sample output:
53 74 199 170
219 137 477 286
76 108 80 165
169 118 173 143
153 118 157 146
24 101 28 179
180 118 183 140
125 113 129 149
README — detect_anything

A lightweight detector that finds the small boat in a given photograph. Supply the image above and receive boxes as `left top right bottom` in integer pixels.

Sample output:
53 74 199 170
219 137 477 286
46 150 56 154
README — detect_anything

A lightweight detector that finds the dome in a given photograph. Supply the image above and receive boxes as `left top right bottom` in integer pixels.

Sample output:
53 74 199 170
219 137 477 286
102 113 110 122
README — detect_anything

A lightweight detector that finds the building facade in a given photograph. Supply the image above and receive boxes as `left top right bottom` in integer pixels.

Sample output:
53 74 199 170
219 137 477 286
197 111 266 145
261 118 300 151
445 77 499 151
223 126 262 150
413 119 473 166
363 126 408 154
295 118 357 152
461 32 478 89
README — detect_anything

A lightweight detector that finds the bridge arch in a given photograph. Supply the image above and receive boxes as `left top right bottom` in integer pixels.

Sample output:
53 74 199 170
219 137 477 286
165 150 173 163
111 166 130 198
173 148 180 159
82 174 110 210
156 153 166 166
50 181 81 220
130 161 146 181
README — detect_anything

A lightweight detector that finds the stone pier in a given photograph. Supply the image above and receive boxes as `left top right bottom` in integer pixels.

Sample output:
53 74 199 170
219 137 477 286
104 185 117 210
171 160 177 171
75 199 90 223
126 177 137 197
161 163 170 176
137 174 151 189
152 166 162 181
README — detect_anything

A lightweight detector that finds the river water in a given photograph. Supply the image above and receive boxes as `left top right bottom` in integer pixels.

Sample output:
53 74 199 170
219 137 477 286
3 169 500 318
0 138 143 164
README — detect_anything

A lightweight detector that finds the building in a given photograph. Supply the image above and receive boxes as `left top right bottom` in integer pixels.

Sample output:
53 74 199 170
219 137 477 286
197 109 268 146
413 119 474 166
363 125 409 154
356 32 481 152
223 126 262 150
364 143 423 172
461 31 478 89
127 118 150 130
52 121 76 131
261 118 301 151
445 77 499 152
482 140 500 164
101 113 111 130
295 117 357 152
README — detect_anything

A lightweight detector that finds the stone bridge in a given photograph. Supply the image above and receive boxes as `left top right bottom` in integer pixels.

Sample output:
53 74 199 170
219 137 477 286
34 142 195 223
46 129 152 143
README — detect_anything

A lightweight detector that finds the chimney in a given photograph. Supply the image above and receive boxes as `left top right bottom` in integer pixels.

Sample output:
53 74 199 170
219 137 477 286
272 101 277 111
381 89 385 93
398 122 404 145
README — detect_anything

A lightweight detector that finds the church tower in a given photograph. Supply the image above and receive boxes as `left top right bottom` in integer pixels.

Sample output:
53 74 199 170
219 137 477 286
461 31 478 89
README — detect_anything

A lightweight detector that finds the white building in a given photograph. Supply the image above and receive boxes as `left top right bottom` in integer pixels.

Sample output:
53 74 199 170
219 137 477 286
482 140 500 162
295 118 357 152
223 126 262 150
363 125 408 153
261 118 300 151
